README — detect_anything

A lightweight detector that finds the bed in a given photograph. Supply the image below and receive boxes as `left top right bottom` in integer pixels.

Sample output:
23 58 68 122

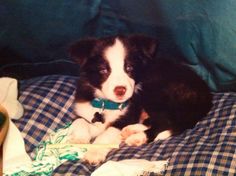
1 0 236 175
10 75 235 175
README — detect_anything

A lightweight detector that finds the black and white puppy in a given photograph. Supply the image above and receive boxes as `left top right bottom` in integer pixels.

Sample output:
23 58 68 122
68 34 212 165
68 35 156 165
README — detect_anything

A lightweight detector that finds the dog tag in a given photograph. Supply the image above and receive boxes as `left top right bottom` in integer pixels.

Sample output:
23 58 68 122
92 112 105 123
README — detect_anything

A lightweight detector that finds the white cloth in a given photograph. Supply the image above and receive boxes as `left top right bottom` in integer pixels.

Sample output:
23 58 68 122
0 77 23 119
4 123 86 175
91 159 169 176
3 120 32 171
0 77 32 172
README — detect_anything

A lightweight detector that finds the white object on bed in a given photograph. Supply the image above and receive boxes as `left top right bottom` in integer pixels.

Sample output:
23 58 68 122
91 159 169 176
0 77 24 119
3 120 32 171
0 77 32 172
3 122 87 175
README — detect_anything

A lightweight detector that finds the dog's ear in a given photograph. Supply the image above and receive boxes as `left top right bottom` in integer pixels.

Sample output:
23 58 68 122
128 34 158 58
69 38 97 67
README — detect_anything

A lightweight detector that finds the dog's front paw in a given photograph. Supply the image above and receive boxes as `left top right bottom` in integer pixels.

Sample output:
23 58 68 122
125 132 147 146
67 128 91 144
121 124 148 140
83 149 108 165
154 130 172 141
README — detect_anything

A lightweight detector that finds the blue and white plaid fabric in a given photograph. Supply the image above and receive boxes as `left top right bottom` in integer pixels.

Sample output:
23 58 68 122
15 75 236 175
15 75 77 158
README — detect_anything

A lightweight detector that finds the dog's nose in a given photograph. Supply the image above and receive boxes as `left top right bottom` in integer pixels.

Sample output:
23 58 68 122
114 86 126 97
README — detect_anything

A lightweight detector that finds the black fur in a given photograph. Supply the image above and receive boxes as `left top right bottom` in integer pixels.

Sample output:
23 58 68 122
128 58 213 142
70 37 114 91
116 59 212 142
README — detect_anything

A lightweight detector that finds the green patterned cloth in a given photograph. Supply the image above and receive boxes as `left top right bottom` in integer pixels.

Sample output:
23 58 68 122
4 123 86 176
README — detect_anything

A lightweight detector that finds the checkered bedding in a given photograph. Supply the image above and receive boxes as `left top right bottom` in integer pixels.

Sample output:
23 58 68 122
14 75 236 175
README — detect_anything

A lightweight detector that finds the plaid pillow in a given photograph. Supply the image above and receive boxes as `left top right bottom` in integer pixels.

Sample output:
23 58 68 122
15 75 77 158
16 75 236 175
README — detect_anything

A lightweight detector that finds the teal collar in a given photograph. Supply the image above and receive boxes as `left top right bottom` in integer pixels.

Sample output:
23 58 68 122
91 98 129 110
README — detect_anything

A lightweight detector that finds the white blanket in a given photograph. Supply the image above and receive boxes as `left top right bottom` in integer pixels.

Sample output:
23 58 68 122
91 159 169 176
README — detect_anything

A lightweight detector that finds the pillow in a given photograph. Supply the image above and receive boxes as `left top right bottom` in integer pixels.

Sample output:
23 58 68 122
15 75 236 175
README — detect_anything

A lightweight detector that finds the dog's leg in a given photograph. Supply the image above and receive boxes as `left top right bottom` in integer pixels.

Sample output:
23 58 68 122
121 112 174 146
121 124 148 139
67 118 93 144
67 118 91 144
67 118 106 144
121 124 148 146
83 127 121 165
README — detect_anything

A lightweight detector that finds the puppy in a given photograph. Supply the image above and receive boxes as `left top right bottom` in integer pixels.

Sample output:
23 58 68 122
121 58 213 146
68 35 157 165
68 34 212 164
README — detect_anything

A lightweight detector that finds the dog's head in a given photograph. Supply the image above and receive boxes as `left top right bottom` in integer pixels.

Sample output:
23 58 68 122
70 34 157 103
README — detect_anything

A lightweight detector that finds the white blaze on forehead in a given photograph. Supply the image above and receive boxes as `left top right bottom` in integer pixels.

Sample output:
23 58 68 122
104 38 126 69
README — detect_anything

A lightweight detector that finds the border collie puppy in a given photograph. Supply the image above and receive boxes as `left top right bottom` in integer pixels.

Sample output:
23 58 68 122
68 34 212 165
68 35 157 165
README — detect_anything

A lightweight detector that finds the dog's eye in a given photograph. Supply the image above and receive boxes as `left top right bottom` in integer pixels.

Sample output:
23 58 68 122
99 68 109 74
126 65 133 72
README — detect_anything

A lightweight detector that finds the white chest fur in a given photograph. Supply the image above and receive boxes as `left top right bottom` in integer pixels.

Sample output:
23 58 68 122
74 101 128 127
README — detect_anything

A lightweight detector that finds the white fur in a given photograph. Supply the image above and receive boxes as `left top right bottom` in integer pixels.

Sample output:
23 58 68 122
121 124 148 139
69 103 127 164
83 127 122 165
125 132 147 146
67 118 104 144
121 124 148 146
121 125 172 146
70 101 128 148
69 124 122 165
74 102 128 125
